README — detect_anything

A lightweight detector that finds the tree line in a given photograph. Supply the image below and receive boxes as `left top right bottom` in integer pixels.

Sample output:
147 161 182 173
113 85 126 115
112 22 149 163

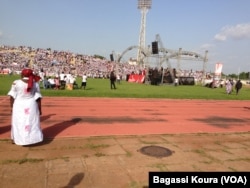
222 72 250 80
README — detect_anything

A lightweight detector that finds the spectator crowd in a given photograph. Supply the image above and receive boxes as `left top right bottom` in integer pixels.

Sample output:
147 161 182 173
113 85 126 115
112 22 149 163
0 45 207 84
0 45 143 78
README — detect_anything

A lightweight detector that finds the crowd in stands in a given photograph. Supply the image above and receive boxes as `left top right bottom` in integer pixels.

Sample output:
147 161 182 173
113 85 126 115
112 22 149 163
0 45 207 84
0 45 142 79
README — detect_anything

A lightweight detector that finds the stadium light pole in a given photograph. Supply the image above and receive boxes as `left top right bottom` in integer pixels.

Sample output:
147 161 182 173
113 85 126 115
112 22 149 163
137 0 152 65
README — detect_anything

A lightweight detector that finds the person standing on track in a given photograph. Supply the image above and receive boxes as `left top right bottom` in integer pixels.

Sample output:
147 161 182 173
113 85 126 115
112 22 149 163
7 68 43 146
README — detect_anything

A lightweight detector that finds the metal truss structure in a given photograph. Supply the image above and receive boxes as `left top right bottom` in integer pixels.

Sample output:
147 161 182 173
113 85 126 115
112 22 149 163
117 33 208 84
114 0 209 84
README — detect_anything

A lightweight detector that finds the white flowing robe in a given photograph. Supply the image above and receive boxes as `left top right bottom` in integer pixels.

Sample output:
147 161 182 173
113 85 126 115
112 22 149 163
8 79 43 145
226 81 232 94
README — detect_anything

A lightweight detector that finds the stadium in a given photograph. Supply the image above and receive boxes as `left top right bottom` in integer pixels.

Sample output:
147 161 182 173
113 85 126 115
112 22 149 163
0 1 250 187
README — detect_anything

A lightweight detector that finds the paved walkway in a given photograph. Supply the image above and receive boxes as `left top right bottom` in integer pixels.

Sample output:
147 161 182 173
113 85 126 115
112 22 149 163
0 97 249 188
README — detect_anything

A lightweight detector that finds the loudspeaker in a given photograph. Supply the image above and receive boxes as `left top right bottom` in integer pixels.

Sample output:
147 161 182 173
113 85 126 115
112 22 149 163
152 41 158 54
110 54 114 61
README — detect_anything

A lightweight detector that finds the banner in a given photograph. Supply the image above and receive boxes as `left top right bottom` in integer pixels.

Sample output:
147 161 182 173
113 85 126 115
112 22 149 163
215 63 223 76
128 74 145 83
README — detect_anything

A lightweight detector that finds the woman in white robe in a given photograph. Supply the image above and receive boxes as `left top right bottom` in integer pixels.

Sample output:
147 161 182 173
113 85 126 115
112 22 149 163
8 69 43 146
226 79 232 94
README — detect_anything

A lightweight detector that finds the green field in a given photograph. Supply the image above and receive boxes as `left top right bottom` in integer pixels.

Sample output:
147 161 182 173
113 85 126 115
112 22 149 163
1 75 250 100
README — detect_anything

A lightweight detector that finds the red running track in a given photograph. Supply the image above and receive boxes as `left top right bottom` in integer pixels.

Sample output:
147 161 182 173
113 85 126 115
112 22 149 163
0 97 249 139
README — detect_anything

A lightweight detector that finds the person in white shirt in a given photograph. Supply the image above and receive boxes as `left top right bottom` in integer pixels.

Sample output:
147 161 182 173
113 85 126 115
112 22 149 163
81 73 87 90
116 74 121 84
59 71 65 85
48 77 55 88
39 70 45 88
68 74 75 90
65 74 71 90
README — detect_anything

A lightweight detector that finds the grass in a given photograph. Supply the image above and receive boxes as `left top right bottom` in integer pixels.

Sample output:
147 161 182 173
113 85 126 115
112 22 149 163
85 143 110 149
1 158 44 164
1 75 250 100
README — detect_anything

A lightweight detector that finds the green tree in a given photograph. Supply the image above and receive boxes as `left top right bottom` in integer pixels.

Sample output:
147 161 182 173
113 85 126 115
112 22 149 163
227 73 237 79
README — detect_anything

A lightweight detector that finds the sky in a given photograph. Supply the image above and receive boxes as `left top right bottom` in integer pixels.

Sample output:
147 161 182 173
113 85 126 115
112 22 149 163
0 0 250 74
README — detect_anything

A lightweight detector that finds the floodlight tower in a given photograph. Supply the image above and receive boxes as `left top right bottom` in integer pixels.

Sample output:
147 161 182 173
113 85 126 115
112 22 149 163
137 0 151 64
